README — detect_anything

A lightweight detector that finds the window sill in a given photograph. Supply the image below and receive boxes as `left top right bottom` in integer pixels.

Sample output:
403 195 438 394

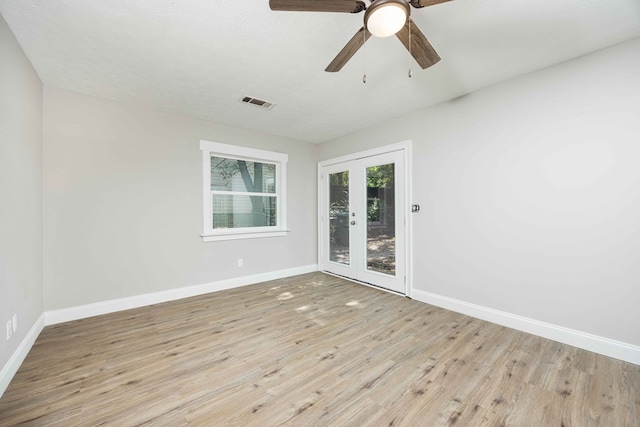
201 229 289 242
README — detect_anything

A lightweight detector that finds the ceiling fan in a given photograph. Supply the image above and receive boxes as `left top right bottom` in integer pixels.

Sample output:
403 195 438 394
269 0 452 72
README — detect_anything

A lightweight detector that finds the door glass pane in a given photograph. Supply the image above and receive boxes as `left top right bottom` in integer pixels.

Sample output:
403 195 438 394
329 171 350 265
366 163 395 275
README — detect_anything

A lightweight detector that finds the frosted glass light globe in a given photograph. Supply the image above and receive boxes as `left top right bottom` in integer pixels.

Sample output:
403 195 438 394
365 1 409 38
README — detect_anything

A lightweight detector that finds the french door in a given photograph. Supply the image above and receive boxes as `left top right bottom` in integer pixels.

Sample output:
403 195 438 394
320 149 406 294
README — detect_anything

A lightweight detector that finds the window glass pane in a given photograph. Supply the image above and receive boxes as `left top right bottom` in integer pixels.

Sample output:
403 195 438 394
211 157 276 193
212 194 277 229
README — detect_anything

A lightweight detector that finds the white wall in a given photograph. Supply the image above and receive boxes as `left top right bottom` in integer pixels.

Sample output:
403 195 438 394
43 88 318 310
0 14 43 369
320 38 640 347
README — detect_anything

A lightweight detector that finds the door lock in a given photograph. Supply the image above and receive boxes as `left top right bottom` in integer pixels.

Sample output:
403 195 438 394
350 221 356 225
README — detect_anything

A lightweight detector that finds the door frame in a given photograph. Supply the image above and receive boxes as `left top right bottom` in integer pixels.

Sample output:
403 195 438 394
317 141 413 297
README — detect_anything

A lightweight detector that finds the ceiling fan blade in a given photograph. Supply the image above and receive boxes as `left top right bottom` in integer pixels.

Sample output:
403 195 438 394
408 0 453 8
269 0 366 13
325 27 372 72
395 19 440 69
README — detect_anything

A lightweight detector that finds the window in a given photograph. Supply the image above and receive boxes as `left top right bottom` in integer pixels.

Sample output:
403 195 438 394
200 140 288 241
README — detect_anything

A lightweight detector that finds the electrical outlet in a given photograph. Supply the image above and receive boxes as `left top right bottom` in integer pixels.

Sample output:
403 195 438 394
237 258 243 267
12 314 17 333
6 320 11 340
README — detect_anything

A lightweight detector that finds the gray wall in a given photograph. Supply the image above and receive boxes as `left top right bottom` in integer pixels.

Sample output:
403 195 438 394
320 38 640 347
0 14 43 368
43 88 318 310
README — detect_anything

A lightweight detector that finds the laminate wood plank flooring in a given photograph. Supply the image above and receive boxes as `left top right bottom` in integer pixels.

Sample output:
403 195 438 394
1 272 638 426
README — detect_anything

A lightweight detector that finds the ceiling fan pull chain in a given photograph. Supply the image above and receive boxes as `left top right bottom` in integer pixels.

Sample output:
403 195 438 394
408 19 412 78
363 27 367 84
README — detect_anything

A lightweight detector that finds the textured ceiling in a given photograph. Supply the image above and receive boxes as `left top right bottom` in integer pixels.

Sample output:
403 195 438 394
1 0 640 143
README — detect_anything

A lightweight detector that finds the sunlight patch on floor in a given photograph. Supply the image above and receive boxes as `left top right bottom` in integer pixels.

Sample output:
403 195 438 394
277 292 294 300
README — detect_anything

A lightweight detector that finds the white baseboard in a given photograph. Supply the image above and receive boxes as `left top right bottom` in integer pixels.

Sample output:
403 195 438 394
45 264 318 325
0 313 45 398
411 288 640 366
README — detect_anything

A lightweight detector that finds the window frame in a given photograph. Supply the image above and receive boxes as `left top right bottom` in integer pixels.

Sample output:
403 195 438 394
200 140 288 242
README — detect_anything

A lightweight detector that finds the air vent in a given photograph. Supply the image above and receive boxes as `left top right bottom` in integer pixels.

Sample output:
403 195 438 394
240 96 276 110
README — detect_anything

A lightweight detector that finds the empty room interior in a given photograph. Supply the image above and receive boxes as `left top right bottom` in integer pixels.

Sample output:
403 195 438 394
1 0 639 425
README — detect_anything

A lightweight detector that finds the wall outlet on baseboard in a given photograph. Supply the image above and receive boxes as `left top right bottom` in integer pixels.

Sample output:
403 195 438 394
237 258 243 268
5 320 11 340
12 314 17 333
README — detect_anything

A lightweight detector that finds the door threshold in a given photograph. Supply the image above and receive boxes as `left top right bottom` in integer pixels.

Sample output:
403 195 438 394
321 271 407 297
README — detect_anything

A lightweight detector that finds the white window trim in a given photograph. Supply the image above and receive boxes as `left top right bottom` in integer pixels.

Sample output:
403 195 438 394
200 140 288 242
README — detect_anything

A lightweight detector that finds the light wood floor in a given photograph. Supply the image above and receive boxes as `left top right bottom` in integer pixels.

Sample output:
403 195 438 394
1 273 638 426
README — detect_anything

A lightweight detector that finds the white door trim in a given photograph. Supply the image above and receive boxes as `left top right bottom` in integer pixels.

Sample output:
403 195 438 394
317 140 413 297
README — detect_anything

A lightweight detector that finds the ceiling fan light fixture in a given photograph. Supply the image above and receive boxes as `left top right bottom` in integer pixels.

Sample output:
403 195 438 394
364 0 410 38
